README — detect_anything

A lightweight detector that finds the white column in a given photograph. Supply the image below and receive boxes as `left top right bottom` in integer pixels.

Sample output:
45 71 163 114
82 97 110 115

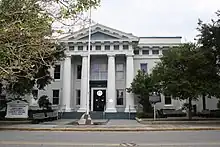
78 54 88 112
106 54 117 112
125 54 136 112
62 55 72 112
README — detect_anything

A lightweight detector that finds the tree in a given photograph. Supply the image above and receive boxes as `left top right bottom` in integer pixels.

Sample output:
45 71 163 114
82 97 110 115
127 70 160 113
197 10 220 69
152 43 220 119
196 10 220 110
0 0 100 97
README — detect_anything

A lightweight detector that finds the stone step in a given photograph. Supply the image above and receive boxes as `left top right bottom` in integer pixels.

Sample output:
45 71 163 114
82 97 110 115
61 112 136 119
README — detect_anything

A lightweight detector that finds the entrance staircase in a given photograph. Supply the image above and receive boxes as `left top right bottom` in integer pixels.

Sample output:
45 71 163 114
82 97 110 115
61 111 136 119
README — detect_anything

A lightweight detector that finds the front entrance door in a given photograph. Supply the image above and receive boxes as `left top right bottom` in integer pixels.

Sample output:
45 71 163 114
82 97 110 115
93 89 106 111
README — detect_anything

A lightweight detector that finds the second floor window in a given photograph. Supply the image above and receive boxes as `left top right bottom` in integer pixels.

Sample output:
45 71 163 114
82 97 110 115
152 50 159 55
96 45 101 50
78 46 83 51
142 50 149 55
140 63 148 73
123 45 129 50
116 64 124 80
54 65 60 79
91 64 107 80
105 45 110 50
114 45 119 50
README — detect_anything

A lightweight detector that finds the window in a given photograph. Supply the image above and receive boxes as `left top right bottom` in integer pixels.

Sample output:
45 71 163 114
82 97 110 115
77 65 82 79
133 50 139 55
116 64 124 80
53 90 59 105
105 45 110 50
91 64 107 80
54 65 60 79
96 45 101 50
140 63 148 73
116 90 124 105
164 95 172 105
142 50 149 55
32 90 38 99
123 45 129 50
76 90 80 105
68 43 74 50
152 50 159 55
78 46 83 51
69 46 74 50
114 45 119 50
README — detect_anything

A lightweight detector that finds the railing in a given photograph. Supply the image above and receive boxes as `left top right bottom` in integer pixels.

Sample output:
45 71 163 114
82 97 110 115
103 105 106 119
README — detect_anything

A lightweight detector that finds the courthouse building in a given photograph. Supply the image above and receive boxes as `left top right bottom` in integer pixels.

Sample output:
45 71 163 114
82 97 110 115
30 24 218 118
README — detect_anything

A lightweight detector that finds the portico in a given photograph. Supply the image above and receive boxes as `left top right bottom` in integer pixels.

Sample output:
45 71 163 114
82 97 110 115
61 53 137 113
60 24 139 113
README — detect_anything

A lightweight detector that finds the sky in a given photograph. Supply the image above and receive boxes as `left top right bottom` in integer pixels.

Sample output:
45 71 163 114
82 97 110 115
89 0 220 42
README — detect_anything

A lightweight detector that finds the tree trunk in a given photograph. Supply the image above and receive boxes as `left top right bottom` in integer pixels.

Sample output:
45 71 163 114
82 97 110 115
202 94 206 110
140 95 152 113
188 97 192 120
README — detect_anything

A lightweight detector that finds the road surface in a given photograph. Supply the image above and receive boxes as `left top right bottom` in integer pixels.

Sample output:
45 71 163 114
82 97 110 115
0 130 220 146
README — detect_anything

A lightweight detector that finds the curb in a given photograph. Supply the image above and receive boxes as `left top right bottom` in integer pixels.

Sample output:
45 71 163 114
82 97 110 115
1 127 220 132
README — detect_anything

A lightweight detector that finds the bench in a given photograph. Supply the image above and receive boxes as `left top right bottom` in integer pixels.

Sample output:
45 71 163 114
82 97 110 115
158 109 187 118
32 113 45 123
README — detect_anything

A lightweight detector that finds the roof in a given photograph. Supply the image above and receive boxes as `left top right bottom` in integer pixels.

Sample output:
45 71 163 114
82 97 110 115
139 36 182 39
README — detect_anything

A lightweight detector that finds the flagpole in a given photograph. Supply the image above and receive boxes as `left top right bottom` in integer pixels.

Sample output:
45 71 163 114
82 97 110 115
86 1 92 115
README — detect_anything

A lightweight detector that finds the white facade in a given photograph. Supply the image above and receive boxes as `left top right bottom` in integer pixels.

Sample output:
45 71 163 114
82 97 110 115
30 24 219 113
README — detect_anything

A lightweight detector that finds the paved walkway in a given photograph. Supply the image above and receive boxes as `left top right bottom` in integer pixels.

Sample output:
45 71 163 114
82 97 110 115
1 119 220 131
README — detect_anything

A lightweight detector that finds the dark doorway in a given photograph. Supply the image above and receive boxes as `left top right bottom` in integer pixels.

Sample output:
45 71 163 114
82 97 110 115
93 89 106 111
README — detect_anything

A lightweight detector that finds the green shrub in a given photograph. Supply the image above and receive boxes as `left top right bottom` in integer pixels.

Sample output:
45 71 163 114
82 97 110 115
38 95 52 110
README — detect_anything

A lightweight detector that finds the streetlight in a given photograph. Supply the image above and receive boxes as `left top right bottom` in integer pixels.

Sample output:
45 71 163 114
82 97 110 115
86 0 92 115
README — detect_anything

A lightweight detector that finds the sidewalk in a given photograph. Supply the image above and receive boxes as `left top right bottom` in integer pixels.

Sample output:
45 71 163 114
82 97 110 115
1 119 220 131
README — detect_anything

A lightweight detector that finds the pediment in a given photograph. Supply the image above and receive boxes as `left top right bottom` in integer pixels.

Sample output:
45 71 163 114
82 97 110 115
59 23 138 41
77 32 119 40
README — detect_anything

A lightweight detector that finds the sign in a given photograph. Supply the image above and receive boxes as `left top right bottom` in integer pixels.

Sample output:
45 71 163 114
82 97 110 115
149 92 161 121
5 100 29 118
149 92 161 104
97 90 103 96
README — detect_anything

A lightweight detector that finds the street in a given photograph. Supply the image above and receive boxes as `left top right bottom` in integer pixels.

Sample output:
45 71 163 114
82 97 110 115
0 130 220 147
